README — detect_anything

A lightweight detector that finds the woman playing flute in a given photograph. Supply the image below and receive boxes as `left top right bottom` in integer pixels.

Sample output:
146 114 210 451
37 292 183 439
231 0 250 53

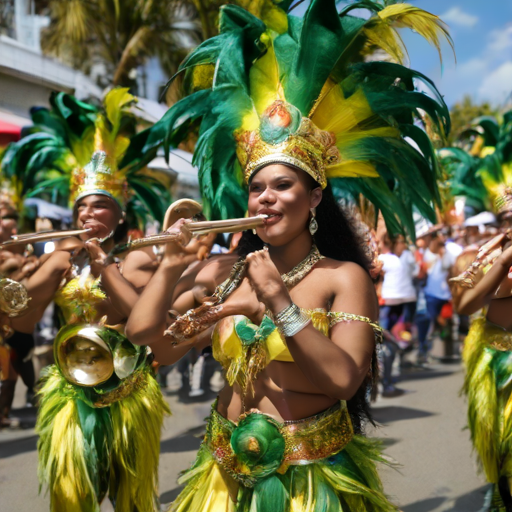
126 1 452 510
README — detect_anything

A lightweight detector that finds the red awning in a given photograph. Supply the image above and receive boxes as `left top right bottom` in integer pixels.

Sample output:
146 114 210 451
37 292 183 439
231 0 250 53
0 120 21 144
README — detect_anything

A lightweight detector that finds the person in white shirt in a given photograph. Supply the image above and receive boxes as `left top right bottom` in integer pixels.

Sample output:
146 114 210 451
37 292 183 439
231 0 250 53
378 235 418 332
416 229 462 361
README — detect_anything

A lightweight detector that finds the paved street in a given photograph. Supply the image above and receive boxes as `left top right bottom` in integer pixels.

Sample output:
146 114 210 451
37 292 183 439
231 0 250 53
0 362 487 512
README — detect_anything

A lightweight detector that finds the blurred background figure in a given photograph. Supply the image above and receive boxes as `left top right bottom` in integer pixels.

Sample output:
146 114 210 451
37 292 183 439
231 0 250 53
415 226 462 364
377 233 418 396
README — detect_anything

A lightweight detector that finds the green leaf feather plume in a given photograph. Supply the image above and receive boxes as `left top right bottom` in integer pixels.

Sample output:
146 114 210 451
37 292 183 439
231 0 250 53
437 111 512 215
2 90 170 227
128 0 452 238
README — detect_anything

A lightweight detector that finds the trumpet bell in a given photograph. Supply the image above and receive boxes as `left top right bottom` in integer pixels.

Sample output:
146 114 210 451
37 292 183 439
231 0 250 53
0 278 30 317
54 324 144 387
55 325 114 387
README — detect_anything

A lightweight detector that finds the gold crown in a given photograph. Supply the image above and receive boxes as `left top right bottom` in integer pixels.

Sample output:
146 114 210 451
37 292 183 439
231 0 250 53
236 101 341 189
69 151 129 209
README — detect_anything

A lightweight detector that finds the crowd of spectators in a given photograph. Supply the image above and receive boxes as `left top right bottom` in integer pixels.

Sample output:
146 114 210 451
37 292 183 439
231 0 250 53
374 215 498 396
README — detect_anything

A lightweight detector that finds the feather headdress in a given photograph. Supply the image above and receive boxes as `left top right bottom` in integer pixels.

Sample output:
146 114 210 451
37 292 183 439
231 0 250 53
2 89 170 226
438 112 512 217
127 0 453 238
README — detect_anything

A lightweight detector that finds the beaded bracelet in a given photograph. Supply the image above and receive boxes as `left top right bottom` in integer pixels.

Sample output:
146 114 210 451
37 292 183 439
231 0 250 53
274 302 311 337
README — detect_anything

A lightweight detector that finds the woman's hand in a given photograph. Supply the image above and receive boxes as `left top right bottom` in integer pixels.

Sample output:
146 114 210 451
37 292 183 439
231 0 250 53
223 277 265 321
245 248 291 315
85 239 110 277
162 218 216 266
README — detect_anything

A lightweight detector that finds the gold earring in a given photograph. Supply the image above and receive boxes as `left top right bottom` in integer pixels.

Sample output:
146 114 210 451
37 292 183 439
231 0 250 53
252 229 257 235
309 209 318 235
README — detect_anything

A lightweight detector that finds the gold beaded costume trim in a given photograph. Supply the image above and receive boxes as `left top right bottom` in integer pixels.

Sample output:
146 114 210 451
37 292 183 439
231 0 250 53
482 320 512 351
93 369 147 407
206 401 353 487
327 311 383 343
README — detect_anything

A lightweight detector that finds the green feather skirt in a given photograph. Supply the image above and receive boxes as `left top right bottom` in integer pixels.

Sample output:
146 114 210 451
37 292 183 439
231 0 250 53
36 364 170 512
168 403 397 512
463 316 512 511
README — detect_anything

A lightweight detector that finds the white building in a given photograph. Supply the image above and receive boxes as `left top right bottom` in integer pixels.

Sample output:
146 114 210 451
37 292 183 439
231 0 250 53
0 0 199 200
0 0 101 141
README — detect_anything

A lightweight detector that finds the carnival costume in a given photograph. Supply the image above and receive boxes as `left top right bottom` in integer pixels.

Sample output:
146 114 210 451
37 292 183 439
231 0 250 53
444 112 512 510
130 1 453 510
3 90 171 512
0 155 41 420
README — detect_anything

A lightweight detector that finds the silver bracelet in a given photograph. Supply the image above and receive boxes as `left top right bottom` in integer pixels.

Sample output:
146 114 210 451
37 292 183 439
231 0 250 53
274 302 311 337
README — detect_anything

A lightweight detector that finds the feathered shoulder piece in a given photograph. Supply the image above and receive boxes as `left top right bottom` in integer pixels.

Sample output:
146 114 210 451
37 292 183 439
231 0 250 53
2 89 170 226
130 0 453 237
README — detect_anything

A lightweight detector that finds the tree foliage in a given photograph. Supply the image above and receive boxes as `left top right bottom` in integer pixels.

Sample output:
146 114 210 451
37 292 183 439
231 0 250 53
35 0 202 89
449 95 500 145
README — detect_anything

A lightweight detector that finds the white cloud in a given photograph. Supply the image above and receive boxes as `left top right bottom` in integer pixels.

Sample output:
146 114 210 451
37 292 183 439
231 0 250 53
478 61 512 103
488 25 512 53
441 7 478 28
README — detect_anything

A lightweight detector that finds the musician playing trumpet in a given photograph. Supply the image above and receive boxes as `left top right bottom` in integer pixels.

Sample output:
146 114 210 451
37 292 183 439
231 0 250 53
8 146 171 512
451 183 512 508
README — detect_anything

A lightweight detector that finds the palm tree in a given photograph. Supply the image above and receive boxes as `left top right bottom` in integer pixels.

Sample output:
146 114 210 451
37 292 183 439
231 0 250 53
35 0 202 89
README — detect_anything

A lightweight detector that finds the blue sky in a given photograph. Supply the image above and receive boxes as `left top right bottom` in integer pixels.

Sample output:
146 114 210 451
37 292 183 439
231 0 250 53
294 1 512 108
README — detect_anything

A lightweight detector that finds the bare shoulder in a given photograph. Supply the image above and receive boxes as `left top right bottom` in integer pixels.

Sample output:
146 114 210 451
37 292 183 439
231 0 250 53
313 258 378 319
194 253 240 293
120 248 158 290
122 247 156 271
315 258 373 287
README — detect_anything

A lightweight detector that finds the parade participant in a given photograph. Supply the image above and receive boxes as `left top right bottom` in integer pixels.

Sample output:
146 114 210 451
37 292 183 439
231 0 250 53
0 175 39 424
126 1 451 510
449 111 512 509
3 90 171 512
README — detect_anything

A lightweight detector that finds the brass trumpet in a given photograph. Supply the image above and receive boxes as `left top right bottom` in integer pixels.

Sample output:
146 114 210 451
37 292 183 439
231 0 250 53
113 215 266 255
0 228 92 248
450 231 511 288
0 199 267 252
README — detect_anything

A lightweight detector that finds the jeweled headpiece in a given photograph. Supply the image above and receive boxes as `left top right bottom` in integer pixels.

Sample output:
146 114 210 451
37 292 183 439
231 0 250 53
236 101 340 188
455 112 512 217
70 150 129 209
140 0 452 238
2 88 171 226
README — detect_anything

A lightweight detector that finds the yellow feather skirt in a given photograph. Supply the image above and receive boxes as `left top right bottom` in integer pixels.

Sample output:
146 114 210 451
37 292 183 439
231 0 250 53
168 405 397 512
36 364 170 512
463 316 512 509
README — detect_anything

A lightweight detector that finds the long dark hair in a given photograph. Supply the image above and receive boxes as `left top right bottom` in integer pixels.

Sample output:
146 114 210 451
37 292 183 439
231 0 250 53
238 183 376 433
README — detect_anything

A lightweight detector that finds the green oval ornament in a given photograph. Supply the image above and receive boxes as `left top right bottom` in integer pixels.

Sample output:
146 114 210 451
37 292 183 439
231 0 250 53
231 413 285 480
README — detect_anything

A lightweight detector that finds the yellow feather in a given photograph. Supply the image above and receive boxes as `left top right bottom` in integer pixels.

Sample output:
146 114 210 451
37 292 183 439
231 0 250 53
188 64 215 93
363 22 407 65
211 316 245 387
311 88 375 134
463 318 500 483
326 161 379 179
241 109 260 132
238 0 288 34
43 399 98 512
249 32 284 116
364 4 454 65
104 88 135 137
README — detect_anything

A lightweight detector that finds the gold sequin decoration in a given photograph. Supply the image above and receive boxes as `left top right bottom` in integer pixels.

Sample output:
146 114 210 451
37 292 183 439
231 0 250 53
55 274 106 324
205 401 353 486
483 321 512 351
93 369 147 407
328 311 383 344
236 116 341 189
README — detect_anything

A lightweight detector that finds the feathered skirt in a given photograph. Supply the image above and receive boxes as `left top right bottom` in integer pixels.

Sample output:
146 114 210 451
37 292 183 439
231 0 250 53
463 316 512 510
169 401 396 512
36 364 170 512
